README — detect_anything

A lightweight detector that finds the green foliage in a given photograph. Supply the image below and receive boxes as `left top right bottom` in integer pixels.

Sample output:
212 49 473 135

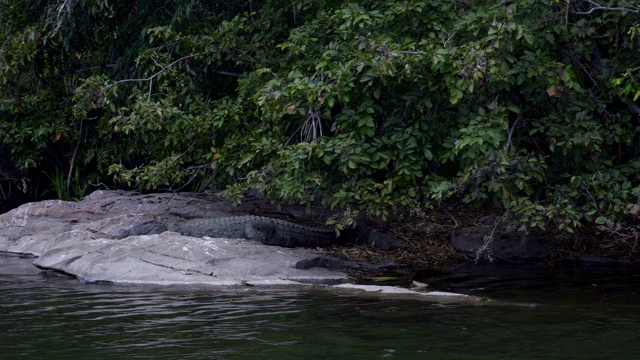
1 0 639 236
41 168 87 201
42 169 67 201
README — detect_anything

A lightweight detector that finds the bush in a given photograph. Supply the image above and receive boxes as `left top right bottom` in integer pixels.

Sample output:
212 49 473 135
1 1 638 234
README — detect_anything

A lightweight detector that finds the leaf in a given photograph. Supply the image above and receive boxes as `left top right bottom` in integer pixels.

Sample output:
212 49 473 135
523 32 534 46
506 104 520 113
449 88 463 104
595 216 608 225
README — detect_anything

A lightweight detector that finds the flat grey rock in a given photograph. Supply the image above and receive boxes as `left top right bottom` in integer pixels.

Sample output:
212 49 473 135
31 230 347 285
0 191 348 285
0 190 479 303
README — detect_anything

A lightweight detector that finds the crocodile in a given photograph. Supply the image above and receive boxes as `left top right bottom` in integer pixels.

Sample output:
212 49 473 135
116 215 403 250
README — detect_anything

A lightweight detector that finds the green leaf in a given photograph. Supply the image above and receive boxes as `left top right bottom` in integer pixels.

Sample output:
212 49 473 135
506 104 520 113
523 32 534 46
449 88 463 104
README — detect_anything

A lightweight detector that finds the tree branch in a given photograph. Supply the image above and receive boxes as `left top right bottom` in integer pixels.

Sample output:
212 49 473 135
66 117 84 193
505 114 521 151
57 0 69 15
214 70 243 78
106 54 200 89
573 0 639 14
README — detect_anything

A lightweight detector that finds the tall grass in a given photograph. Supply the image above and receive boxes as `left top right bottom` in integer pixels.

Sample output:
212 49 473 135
42 168 88 201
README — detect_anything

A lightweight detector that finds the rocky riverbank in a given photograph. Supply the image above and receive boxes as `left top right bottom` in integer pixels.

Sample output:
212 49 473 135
0 190 483 303
2 189 631 304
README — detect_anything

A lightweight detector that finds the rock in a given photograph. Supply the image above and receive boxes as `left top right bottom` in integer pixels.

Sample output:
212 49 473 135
330 284 482 303
450 224 556 262
294 253 409 273
0 191 499 304
30 230 347 285
0 191 354 285
0 190 409 286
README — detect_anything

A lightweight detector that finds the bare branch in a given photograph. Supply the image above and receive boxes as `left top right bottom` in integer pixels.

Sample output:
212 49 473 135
300 106 323 142
572 0 639 14
214 70 243 78
0 37 9 57
171 164 210 193
505 114 521 151
107 54 200 89
441 207 459 228
57 0 69 16
565 2 570 31
66 117 83 193
490 0 516 10
444 30 458 47
147 77 153 102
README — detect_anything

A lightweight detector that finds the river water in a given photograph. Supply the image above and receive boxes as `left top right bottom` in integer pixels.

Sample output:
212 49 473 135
1 255 639 360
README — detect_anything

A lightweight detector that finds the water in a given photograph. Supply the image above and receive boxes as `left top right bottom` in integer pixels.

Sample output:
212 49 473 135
2 255 639 360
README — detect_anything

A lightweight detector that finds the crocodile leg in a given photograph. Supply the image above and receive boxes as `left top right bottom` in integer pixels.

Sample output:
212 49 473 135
243 220 274 243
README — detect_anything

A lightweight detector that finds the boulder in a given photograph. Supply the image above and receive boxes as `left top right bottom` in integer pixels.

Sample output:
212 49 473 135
0 190 350 285
0 190 493 303
450 223 556 262
31 230 347 286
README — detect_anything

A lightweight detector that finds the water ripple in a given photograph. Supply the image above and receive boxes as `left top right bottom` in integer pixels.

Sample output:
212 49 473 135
2 256 640 360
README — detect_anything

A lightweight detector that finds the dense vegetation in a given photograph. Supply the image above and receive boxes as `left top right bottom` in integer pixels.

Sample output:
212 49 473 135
1 1 639 239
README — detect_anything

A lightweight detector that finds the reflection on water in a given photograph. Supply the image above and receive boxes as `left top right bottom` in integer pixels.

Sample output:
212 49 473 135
1 255 639 360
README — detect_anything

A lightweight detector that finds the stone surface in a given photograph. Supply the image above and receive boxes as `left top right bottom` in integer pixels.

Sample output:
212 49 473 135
0 190 492 303
450 224 556 262
333 283 471 297
0 190 350 285
330 284 488 304
31 230 347 285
